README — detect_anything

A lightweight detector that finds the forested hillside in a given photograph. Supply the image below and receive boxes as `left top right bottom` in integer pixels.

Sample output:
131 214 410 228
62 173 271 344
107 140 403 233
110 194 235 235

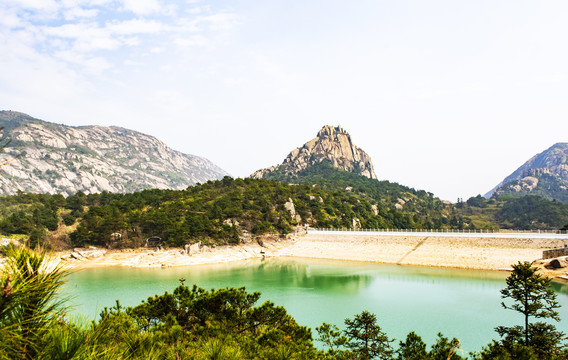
0 176 459 250
456 194 568 230
262 161 568 231
1 171 568 250
262 161 450 227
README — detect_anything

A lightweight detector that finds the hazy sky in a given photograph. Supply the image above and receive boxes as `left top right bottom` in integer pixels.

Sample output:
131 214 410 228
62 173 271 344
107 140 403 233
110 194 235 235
2 1 568 201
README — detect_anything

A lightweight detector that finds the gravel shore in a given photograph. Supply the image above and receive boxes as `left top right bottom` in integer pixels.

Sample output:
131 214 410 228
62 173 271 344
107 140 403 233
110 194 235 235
56 233 568 279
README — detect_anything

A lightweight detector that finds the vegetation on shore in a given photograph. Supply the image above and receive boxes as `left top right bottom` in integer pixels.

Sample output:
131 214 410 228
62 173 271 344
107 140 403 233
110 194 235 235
1 168 568 250
267 161 568 231
1 246 567 359
0 175 457 250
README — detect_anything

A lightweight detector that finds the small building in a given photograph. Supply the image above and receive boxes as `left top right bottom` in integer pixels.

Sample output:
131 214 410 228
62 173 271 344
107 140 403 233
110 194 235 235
146 236 162 248
105 232 122 248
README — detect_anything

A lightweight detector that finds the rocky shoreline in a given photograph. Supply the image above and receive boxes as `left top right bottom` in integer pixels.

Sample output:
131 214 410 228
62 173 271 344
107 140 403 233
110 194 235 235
57 236 287 269
48 233 568 281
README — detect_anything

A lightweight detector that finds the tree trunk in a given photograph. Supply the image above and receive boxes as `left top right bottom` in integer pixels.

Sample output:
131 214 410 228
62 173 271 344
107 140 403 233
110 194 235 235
524 289 529 346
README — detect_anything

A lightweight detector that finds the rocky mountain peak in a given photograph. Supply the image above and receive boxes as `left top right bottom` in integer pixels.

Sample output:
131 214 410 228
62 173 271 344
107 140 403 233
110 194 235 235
251 125 377 180
317 125 348 138
486 142 568 202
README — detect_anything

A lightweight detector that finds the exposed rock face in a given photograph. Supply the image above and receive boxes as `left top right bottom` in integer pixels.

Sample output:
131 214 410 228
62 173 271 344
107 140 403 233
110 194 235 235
284 197 301 223
486 143 568 202
0 111 229 196
251 125 377 179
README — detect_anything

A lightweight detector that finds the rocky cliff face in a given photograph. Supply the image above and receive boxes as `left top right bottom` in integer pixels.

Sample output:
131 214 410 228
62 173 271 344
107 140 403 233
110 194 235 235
251 125 377 179
0 111 229 196
486 143 568 202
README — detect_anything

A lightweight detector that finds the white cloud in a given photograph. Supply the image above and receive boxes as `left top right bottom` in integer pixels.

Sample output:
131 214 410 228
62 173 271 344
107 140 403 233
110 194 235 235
173 12 241 35
255 55 299 87
39 18 168 56
119 0 162 15
174 34 207 47
124 59 143 66
5 0 59 12
1 1 241 69
54 50 112 73
0 27 42 61
187 6 203 14
534 74 565 84
59 0 112 7
121 36 140 46
196 13 241 31
63 7 99 20
224 77 249 86
43 22 121 52
151 89 194 114
0 6 23 27
0 44 83 104
107 19 166 35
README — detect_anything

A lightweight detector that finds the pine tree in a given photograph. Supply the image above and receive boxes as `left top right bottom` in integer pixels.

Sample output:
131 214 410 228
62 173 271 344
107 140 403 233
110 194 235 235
344 311 394 360
496 261 566 357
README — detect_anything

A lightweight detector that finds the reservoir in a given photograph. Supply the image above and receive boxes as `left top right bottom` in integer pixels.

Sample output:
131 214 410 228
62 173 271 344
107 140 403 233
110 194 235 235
66 257 568 354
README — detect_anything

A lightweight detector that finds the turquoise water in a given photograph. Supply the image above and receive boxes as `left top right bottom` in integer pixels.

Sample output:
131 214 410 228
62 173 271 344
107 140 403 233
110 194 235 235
65 257 568 354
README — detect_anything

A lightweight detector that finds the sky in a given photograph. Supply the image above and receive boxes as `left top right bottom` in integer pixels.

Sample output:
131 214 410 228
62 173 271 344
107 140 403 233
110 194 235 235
1 0 568 202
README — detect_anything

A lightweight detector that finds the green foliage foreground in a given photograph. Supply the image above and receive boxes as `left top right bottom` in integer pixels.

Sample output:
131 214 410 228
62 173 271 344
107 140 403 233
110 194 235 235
1 248 567 359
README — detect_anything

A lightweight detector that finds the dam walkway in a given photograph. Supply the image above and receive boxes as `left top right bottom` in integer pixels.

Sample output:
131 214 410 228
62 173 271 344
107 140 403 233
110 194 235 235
307 228 568 240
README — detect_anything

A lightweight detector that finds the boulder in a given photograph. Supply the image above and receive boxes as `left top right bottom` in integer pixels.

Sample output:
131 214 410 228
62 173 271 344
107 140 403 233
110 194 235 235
549 258 567 269
352 217 361 229
188 242 201 255
77 249 106 259
70 252 83 260
371 204 379 216
284 198 296 217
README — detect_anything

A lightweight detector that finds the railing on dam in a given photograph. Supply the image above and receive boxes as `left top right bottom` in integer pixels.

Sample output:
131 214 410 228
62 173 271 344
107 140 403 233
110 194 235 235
307 228 568 240
311 228 568 234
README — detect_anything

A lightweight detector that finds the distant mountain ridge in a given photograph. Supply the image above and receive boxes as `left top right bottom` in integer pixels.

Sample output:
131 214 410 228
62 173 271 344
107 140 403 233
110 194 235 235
486 143 568 203
0 111 229 196
251 125 377 180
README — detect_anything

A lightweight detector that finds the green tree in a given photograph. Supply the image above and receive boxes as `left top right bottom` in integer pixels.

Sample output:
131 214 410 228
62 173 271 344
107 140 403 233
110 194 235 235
428 333 463 360
396 331 428 360
0 246 68 359
316 322 352 358
496 261 566 357
344 310 394 360
472 340 538 360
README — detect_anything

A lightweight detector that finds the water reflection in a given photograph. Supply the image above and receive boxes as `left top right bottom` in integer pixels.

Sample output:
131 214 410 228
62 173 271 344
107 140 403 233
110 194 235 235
552 280 568 294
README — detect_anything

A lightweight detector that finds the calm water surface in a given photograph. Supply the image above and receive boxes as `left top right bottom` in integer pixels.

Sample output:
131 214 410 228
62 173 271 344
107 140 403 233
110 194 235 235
66 257 568 354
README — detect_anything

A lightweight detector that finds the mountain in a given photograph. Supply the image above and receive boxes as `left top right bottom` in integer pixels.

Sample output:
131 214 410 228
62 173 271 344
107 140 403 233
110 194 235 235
251 125 377 180
0 111 229 196
485 143 568 203
250 125 461 229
